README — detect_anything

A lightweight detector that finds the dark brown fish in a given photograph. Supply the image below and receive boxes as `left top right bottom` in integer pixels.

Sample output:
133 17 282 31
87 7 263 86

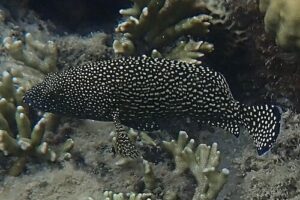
24 56 282 156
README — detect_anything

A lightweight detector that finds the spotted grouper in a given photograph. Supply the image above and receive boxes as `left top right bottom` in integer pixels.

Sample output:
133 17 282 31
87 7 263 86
23 56 282 157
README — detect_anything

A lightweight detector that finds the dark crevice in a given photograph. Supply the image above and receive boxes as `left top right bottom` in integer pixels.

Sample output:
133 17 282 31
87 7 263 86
27 0 130 34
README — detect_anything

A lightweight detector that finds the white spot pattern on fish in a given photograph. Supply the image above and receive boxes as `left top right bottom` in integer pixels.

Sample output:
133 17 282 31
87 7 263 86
24 56 282 156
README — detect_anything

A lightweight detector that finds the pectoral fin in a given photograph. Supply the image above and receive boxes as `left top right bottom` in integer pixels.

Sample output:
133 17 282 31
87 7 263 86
112 112 139 158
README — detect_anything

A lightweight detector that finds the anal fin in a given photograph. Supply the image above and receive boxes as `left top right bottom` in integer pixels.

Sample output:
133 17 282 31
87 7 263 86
200 117 240 137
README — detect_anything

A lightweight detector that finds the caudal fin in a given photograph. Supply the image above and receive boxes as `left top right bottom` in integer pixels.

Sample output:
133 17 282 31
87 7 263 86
241 104 282 155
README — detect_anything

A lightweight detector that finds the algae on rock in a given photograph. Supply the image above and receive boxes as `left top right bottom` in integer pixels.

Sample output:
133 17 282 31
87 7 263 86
57 32 111 67
235 112 300 199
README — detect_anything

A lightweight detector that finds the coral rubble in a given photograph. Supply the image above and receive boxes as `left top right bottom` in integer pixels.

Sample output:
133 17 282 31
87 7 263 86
112 0 232 63
103 191 153 200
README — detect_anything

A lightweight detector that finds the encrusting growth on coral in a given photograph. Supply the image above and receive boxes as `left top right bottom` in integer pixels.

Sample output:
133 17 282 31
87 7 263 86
259 0 300 51
0 8 5 23
113 0 222 63
163 131 229 200
0 70 73 176
3 32 58 73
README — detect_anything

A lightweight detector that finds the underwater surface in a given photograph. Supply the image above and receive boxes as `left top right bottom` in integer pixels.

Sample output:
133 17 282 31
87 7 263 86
0 0 300 199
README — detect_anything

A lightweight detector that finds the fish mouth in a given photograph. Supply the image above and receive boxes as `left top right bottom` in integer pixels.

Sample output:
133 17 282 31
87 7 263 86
23 87 43 109
23 89 36 107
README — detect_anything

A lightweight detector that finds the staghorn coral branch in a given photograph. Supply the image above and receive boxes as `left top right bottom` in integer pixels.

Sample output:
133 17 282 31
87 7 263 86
113 0 222 63
163 131 229 200
0 71 73 176
3 33 58 74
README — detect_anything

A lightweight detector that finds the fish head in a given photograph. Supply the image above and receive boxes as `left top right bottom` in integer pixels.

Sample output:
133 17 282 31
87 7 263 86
23 72 69 114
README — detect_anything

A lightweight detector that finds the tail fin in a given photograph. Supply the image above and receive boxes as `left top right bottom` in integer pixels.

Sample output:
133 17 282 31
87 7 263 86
240 104 282 155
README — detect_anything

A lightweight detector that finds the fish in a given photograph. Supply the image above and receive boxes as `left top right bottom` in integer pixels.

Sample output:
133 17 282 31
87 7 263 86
23 56 282 157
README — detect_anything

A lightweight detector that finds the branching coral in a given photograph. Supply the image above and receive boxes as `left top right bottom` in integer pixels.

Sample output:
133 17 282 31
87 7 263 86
0 108 56 176
163 131 229 200
110 127 228 199
3 32 58 73
143 159 158 191
0 70 73 176
151 39 213 64
113 0 230 63
259 0 300 51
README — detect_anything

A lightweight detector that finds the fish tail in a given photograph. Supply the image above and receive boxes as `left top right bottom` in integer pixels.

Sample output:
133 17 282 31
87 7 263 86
240 104 282 155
